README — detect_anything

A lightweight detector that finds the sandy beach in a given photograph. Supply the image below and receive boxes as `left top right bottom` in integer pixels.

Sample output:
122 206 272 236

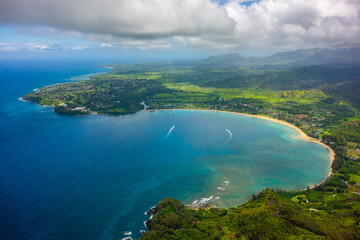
146 108 335 178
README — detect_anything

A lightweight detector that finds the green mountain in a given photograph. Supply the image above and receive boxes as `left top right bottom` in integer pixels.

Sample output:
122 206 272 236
264 48 360 66
199 48 360 67
201 53 261 65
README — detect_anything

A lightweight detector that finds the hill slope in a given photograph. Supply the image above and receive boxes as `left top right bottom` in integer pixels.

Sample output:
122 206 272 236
201 66 360 90
141 189 360 240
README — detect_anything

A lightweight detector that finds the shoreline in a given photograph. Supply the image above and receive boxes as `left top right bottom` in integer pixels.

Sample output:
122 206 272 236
146 108 335 180
22 94 335 188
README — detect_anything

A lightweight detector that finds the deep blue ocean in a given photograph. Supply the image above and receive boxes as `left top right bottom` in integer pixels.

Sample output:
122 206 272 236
0 59 331 240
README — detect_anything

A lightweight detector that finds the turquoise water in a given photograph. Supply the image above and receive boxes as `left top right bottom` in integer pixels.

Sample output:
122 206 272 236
0 60 331 240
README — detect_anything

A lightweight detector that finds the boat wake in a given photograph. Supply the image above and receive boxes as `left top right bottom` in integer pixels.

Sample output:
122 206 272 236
225 128 232 144
165 126 175 140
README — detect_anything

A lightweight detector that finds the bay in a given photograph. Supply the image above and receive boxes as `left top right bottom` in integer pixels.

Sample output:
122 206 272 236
0 59 331 240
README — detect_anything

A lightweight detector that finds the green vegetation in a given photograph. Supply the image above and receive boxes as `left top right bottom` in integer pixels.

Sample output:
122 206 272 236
141 189 360 240
23 54 360 239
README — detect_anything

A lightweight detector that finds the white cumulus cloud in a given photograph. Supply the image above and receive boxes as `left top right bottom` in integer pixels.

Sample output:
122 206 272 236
100 43 112 48
0 42 57 51
0 0 359 51
224 0 360 50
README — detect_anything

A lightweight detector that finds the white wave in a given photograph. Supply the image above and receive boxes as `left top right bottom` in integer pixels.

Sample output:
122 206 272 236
200 196 213 203
144 206 156 215
18 97 29 102
165 126 175 140
192 200 198 205
225 129 232 143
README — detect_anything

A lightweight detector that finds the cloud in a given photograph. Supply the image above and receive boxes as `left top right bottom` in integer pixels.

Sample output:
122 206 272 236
100 43 112 48
12 26 85 39
0 42 57 51
224 0 360 50
0 0 359 51
0 0 234 38
87 34 174 50
70 45 90 51
0 42 94 52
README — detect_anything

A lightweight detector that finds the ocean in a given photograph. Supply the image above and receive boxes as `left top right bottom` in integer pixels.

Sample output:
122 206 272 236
0 59 331 240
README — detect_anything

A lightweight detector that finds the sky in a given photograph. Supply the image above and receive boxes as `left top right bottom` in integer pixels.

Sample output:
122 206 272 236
0 0 359 60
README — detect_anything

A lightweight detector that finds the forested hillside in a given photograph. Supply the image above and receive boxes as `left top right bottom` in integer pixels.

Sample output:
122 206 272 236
141 188 360 240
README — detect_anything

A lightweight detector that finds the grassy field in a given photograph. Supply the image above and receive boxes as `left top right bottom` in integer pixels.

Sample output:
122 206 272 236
350 174 360 183
341 113 360 122
165 82 327 104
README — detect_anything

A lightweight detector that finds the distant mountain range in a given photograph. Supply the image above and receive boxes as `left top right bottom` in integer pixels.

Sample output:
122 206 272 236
201 48 360 67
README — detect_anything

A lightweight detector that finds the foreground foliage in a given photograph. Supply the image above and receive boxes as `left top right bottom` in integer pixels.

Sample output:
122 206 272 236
141 188 360 240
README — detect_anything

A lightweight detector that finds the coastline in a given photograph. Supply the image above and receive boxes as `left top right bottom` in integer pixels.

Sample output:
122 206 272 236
22 92 335 186
146 108 335 179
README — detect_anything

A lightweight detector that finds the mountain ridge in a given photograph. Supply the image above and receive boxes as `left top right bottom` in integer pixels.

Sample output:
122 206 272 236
200 48 360 67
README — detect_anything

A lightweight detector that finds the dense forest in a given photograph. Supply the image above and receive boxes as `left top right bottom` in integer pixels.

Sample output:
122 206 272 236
141 188 360 239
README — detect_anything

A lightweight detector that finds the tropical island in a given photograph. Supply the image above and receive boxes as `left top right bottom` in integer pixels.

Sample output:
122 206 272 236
23 48 360 239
